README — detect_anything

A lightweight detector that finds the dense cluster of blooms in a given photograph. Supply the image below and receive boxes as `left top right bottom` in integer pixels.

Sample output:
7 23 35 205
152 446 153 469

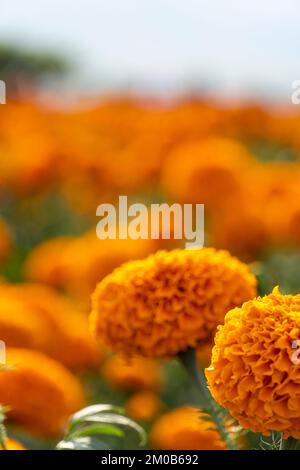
150 406 226 450
0 100 300 259
1 95 300 450
91 248 256 358
206 287 300 439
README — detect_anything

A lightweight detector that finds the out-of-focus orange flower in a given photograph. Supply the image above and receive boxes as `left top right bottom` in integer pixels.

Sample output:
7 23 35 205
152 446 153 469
0 294 53 351
0 136 58 195
253 162 300 246
57 100 167 214
91 248 257 358
0 348 85 437
0 217 13 265
209 160 300 255
222 104 270 140
24 236 74 289
161 137 254 211
25 231 158 302
0 283 99 370
211 204 269 261
125 391 163 422
265 110 300 149
60 232 157 300
206 287 300 439
101 355 163 392
0 102 61 195
2 438 26 450
150 406 226 450
1 438 26 450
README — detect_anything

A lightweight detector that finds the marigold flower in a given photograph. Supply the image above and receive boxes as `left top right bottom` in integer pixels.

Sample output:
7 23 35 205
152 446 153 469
25 232 157 301
150 406 226 450
0 348 85 437
125 391 163 421
0 294 53 351
256 163 300 246
0 131 59 195
160 137 254 210
0 283 99 370
101 355 163 392
24 236 74 289
91 248 256 358
206 287 300 439
223 104 270 140
211 205 269 260
60 232 156 300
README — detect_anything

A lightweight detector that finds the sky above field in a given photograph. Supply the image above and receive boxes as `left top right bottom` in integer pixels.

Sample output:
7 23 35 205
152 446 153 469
0 0 299 100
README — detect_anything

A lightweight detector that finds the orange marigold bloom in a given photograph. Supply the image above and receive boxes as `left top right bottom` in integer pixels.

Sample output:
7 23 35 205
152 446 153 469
0 294 53 351
206 287 300 439
125 391 163 422
91 248 256 358
101 355 163 392
160 137 254 210
254 162 300 246
211 204 269 261
2 438 26 450
0 133 59 196
24 236 74 289
0 283 99 370
25 232 157 301
150 406 226 450
0 348 85 437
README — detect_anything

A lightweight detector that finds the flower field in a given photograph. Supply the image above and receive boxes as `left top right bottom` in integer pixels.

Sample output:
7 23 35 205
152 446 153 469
1 97 300 450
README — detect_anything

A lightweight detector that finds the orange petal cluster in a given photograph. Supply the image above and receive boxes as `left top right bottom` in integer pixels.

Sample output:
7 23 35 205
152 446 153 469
101 355 163 392
91 248 256 358
150 406 226 450
0 348 85 437
125 391 163 422
0 283 99 370
206 287 300 439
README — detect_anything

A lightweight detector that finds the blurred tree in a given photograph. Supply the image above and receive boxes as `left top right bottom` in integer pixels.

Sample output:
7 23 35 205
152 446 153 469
0 44 69 98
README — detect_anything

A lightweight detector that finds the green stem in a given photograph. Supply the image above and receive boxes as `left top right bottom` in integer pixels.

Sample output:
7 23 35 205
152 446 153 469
179 347 237 451
280 436 298 450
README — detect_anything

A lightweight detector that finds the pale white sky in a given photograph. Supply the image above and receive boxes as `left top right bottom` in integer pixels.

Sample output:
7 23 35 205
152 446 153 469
0 0 299 100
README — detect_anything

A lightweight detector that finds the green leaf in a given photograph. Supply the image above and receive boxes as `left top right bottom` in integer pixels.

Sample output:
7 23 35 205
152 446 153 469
70 423 124 439
83 413 146 446
61 403 147 450
69 404 123 432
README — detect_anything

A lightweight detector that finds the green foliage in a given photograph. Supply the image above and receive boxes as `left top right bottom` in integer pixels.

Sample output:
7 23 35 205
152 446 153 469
56 404 146 451
247 140 297 163
179 347 238 450
255 250 300 296
0 44 68 79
